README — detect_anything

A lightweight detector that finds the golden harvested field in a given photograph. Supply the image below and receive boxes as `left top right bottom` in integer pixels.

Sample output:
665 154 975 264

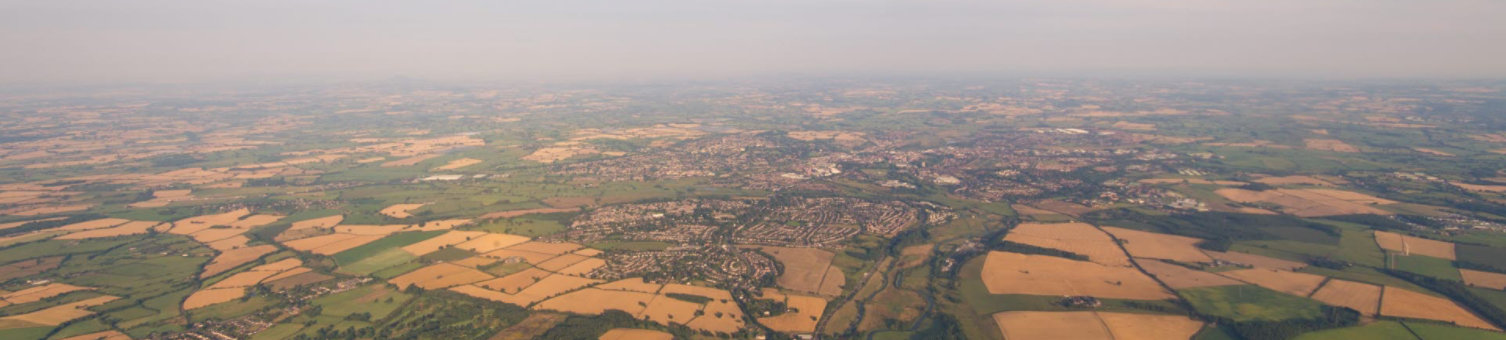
1218 269 1326 296
1373 231 1456 260
991 311 1203 340
1004 222 1130 266
449 256 498 268
58 330 132 340
478 208 577 219
511 274 601 303
380 153 440 167
56 221 160 239
534 288 655 315
288 215 343 231
556 258 606 276
265 271 332 290
209 270 282 288
153 189 193 198
283 233 361 253
663 283 733 301
898 244 933 268
574 248 603 257
311 235 381 255
183 287 244 310
691 303 746 332
1011 204 1063 219
401 230 489 256
641 295 703 324
201 245 277 278
523 142 600 163
2 295 118 325
571 124 704 141
454 233 531 253
814 266 845 296
380 203 426 218
1111 121 1156 131
1455 182 1506 193
433 158 482 171
1462 269 1506 290
477 268 554 293
202 229 247 245
980 251 1172 300
507 241 584 255
992 311 1110 340
331 224 412 236
1381 286 1499 330
597 278 664 293
55 218 130 231
417 218 472 229
1204 251 1307 271
169 209 251 234
252 258 302 272
187 227 250 244
1101 227 1211 262
1137 260 1243 289
599 328 673 340
1304 138 1359 152
228 214 283 228
1414 147 1455 157
450 285 524 305
1254 175 1335 186
760 246 844 296
262 267 312 282
535 254 590 272
389 263 495 290
2 283 91 304
1216 188 1395 217
1096 312 1206 340
1310 279 1381 315
755 288 827 334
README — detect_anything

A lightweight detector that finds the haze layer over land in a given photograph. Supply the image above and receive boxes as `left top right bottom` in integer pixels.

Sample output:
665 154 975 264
2 0 1505 85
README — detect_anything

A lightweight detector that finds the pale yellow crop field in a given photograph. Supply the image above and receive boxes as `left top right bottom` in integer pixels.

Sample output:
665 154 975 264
1004 222 1130 266
980 251 1172 300
1101 227 1211 262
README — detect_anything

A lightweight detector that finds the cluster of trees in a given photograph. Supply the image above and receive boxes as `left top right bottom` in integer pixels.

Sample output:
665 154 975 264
742 297 788 318
1322 214 1414 231
664 292 713 304
907 314 965 340
1305 257 1353 270
989 240 1090 261
1215 306 1360 340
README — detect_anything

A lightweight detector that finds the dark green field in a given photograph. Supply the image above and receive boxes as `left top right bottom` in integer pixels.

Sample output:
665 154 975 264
1179 285 1325 322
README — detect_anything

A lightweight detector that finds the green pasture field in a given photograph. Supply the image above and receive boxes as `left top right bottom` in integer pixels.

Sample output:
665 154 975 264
333 230 445 265
1393 254 1462 280
1292 321 1416 340
1179 285 1324 322
340 248 419 276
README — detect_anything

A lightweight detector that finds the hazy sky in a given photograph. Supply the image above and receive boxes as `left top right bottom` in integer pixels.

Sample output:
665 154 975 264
2 0 1503 85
